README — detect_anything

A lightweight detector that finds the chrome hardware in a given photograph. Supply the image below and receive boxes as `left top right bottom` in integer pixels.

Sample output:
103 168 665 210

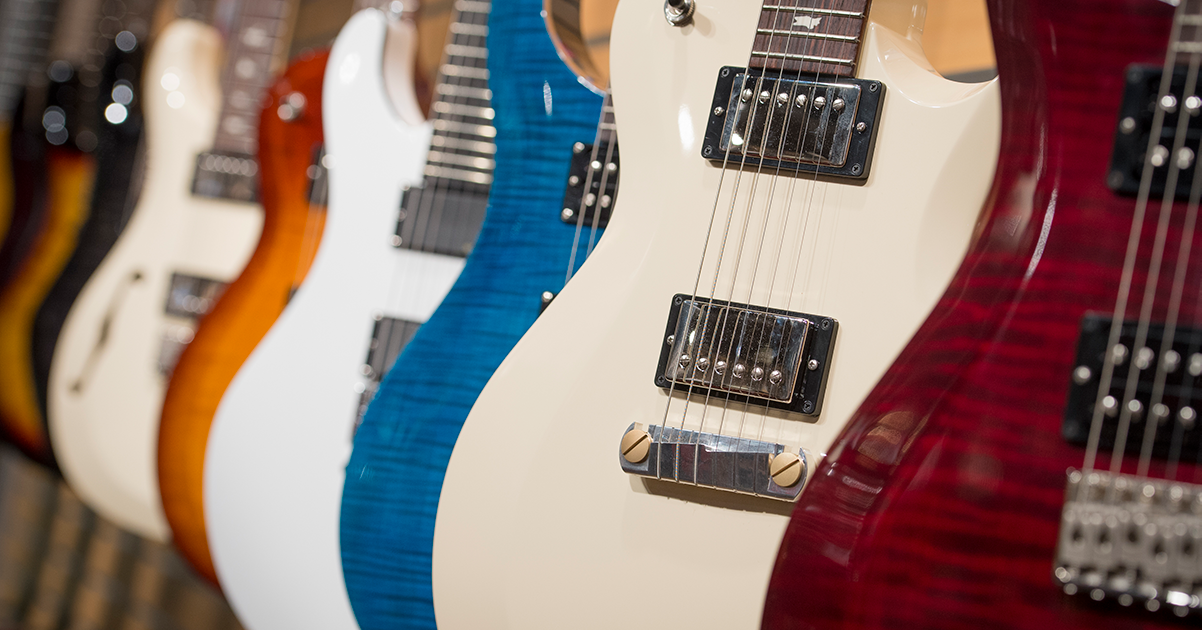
164 273 225 320
277 91 306 121
1055 470 1202 617
654 295 836 416
192 150 259 202
618 423 806 500
703 67 884 179
663 0 694 26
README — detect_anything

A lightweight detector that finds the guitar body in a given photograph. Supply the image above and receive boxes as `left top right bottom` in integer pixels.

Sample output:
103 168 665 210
431 0 1001 628
0 146 95 461
760 1 1202 628
0 102 48 295
337 0 604 626
203 10 438 628
48 19 262 540
157 48 329 584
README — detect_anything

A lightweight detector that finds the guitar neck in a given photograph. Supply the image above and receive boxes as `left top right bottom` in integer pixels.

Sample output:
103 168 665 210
750 0 871 76
211 0 295 156
0 0 58 123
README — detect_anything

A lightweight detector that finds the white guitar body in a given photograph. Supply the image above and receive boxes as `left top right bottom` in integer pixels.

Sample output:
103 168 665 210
433 0 1001 628
47 19 262 540
203 10 457 629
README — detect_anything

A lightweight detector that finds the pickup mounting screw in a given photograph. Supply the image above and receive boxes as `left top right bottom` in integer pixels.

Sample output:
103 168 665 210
568 175 580 186
714 360 727 375
1135 347 1154 370
1151 145 1170 167
1190 352 1202 376
1188 95 1202 115
541 291 555 305
741 88 753 102
679 354 691 368
390 235 403 247
1161 93 1179 113
1101 395 1118 417
621 428 652 463
1180 406 1197 429
751 366 764 381
733 363 747 378
561 208 574 220
758 90 771 104
776 92 788 106
795 94 807 108
831 98 845 112
1119 117 1136 134
808 359 819 371
573 142 586 153
1164 349 1181 373
1111 344 1129 365
666 334 675 346
696 357 710 372
769 452 803 487
713 106 724 116
769 370 783 385
813 95 826 110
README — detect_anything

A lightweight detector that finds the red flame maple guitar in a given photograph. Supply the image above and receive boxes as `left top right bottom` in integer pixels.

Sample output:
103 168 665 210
763 0 1202 627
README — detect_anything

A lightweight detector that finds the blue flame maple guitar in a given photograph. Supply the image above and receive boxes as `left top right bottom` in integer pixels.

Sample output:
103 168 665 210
337 0 608 627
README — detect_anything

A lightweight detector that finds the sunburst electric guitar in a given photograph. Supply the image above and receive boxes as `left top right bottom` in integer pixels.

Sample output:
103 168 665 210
431 0 1002 627
156 47 329 584
47 0 292 539
335 0 621 625
761 0 1202 627
201 5 483 628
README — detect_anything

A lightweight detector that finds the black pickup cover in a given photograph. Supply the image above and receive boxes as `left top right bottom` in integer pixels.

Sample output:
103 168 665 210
1108 64 1202 199
560 141 619 228
395 180 490 257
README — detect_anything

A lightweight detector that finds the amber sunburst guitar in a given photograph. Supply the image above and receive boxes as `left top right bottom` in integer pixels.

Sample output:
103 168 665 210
156 50 329 583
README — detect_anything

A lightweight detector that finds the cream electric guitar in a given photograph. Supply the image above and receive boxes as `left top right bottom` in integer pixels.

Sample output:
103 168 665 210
433 0 1001 627
47 1 293 539
201 6 491 629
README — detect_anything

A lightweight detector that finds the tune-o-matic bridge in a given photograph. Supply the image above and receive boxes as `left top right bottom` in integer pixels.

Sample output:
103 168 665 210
701 67 884 179
654 295 836 416
1055 470 1202 616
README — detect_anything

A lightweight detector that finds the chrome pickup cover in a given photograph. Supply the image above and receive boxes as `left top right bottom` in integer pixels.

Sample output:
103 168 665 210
192 151 259 203
701 67 884 179
618 423 805 501
654 295 836 416
1055 470 1202 616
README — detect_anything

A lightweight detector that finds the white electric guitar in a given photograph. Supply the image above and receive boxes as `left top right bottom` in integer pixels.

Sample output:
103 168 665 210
47 0 293 539
433 0 1001 627
201 6 493 628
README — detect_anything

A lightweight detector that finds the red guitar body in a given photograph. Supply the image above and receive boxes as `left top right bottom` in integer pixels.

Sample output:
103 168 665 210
761 0 1202 628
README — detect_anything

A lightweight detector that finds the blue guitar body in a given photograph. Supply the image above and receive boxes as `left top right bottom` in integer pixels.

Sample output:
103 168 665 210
337 0 604 626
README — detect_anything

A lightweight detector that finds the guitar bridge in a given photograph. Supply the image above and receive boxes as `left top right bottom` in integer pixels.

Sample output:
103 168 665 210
1055 470 1202 616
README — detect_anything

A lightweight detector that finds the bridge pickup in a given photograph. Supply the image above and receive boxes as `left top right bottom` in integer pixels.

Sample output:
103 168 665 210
394 179 490 257
355 316 422 428
1055 470 1202 616
618 423 805 501
1062 313 1202 458
701 67 883 179
1108 64 1202 200
560 140 619 228
654 295 836 416
163 273 225 321
191 151 259 203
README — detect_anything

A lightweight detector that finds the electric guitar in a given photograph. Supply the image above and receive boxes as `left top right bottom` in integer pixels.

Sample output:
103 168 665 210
201 5 477 628
46 0 292 540
761 0 1202 627
0 0 156 464
156 47 329 584
336 0 619 624
431 0 1001 627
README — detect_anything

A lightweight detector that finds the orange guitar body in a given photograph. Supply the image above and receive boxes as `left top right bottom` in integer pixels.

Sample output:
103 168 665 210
0 147 95 461
157 50 328 583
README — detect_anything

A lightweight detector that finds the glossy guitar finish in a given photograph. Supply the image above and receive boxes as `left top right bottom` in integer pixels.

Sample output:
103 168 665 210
337 0 604 625
157 49 329 584
760 0 1202 628
0 147 94 459
432 0 1001 627
48 20 263 539
203 10 435 630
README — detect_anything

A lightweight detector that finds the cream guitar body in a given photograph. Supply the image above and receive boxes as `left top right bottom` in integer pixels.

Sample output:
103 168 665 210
48 19 262 540
202 10 454 629
433 0 1001 628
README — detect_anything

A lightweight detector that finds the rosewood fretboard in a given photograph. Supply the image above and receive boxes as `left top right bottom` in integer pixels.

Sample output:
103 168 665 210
751 0 871 77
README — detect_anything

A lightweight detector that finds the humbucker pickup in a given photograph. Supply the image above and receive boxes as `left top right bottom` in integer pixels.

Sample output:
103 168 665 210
1109 64 1202 200
560 140 619 228
1063 313 1202 459
163 272 225 320
1055 470 1202 616
394 180 490 257
355 315 422 428
192 151 259 203
701 67 884 179
654 295 836 416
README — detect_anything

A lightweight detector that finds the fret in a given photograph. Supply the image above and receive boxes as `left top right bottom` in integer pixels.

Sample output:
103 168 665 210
209 0 293 155
445 44 489 60
756 27 857 42
751 0 870 76
440 64 490 81
426 150 495 171
432 119 497 137
436 83 493 100
450 22 489 36
432 101 495 119
424 164 493 186
454 0 491 14
430 135 496 154
1174 41 1202 54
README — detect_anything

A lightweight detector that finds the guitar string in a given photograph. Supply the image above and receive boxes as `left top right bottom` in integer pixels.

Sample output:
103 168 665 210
286 146 330 301
649 0 788 481
708 0 840 485
1103 38 1201 481
583 100 617 259
1077 0 1185 496
1133 48 1202 480
564 90 614 285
